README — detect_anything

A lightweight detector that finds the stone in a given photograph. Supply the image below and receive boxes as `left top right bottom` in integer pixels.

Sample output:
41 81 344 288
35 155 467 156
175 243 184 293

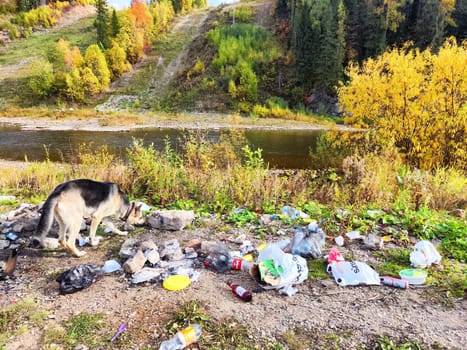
184 247 198 259
131 267 164 285
449 208 465 218
140 240 158 252
146 210 194 231
123 249 147 274
41 237 60 249
144 249 160 265
186 239 202 250
0 239 10 250
12 223 24 233
160 239 184 261
119 237 140 259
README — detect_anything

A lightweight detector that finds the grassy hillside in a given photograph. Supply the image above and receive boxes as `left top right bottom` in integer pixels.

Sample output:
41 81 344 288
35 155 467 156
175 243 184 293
0 1 309 120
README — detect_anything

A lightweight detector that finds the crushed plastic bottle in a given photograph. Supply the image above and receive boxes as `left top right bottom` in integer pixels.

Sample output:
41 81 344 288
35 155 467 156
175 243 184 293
159 324 202 350
203 243 232 272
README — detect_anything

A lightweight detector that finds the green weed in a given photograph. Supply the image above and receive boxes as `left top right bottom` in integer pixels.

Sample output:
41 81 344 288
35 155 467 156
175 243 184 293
63 312 106 348
374 337 423 350
0 299 48 348
227 208 258 227
307 258 329 280
373 249 411 277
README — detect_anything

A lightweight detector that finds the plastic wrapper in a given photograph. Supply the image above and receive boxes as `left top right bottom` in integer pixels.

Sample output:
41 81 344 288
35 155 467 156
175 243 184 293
327 261 380 286
409 240 441 268
290 224 325 259
252 243 308 295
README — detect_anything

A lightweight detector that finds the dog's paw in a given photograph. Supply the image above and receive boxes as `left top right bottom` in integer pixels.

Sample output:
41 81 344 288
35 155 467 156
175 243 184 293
89 239 100 247
72 249 87 257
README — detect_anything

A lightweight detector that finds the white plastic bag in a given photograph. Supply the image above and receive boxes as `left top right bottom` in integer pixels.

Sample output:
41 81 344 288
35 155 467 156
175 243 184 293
254 243 308 294
410 240 441 268
327 261 380 286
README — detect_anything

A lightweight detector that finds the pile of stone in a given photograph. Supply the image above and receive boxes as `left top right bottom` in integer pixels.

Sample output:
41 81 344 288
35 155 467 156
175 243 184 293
119 236 203 285
117 209 203 285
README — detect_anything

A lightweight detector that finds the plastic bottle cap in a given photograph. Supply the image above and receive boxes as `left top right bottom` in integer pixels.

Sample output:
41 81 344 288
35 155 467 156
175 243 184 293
163 275 191 291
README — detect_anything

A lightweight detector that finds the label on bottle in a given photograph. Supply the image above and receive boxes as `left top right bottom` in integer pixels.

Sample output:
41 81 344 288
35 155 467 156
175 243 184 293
234 286 248 298
180 325 198 345
231 258 243 270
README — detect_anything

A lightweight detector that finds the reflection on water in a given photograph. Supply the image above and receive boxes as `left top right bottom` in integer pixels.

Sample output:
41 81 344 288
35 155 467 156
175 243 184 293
0 125 322 169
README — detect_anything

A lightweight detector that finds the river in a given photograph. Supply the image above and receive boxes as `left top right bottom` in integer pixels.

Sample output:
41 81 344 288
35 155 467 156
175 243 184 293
0 125 323 169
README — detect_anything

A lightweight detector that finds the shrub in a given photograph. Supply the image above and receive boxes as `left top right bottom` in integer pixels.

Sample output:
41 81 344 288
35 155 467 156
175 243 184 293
106 41 131 80
84 44 110 89
338 38 467 170
28 58 55 97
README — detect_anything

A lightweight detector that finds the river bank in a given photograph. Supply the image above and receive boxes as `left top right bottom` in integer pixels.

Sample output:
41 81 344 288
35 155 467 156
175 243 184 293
0 112 345 132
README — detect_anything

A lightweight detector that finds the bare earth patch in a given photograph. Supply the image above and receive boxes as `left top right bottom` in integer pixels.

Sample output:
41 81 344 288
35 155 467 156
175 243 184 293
1 219 466 349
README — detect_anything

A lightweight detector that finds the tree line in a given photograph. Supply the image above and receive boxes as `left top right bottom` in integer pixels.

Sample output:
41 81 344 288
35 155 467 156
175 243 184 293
276 0 467 92
27 0 206 101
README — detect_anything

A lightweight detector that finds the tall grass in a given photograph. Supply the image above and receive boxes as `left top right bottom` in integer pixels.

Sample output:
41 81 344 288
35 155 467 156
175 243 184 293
0 133 465 215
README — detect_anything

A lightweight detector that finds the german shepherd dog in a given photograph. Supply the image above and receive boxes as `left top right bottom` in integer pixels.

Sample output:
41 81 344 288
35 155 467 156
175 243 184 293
35 179 143 257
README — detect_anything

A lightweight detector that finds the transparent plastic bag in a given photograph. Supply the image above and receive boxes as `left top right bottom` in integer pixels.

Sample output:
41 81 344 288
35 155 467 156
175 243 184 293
290 223 325 259
254 243 308 294
410 240 441 268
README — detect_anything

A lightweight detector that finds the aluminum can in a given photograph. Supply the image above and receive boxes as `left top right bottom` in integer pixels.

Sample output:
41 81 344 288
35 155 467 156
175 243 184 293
381 276 409 288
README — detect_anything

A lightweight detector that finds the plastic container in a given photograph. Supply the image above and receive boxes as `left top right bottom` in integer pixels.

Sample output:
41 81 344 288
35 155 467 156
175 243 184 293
162 275 191 291
399 269 428 285
159 324 202 350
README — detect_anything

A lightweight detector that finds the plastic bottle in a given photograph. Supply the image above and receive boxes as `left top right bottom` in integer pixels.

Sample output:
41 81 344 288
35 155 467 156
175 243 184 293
203 244 231 272
230 257 253 272
227 281 252 302
159 324 202 350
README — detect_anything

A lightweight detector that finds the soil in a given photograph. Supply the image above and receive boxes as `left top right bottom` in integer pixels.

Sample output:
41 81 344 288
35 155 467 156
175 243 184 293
1 214 466 350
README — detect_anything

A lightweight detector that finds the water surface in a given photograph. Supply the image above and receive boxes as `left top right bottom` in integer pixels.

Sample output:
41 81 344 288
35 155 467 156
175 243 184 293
0 125 321 169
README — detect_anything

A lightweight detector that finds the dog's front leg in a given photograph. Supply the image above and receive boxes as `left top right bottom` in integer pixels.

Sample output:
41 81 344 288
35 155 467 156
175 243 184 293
102 219 128 236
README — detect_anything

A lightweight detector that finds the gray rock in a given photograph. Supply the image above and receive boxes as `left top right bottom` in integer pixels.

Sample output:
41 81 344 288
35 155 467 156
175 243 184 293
41 237 60 249
144 249 160 265
146 210 194 231
0 239 10 250
12 223 24 233
184 247 198 259
119 237 140 258
131 267 164 284
160 239 184 261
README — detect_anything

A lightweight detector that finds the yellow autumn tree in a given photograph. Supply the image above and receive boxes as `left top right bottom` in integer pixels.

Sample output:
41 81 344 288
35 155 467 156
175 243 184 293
338 38 466 170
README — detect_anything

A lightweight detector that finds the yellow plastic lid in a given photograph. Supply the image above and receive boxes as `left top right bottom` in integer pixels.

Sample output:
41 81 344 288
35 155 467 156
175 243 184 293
163 275 191 291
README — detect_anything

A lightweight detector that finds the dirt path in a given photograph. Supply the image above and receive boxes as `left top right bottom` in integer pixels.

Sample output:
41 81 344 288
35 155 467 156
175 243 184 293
97 9 210 112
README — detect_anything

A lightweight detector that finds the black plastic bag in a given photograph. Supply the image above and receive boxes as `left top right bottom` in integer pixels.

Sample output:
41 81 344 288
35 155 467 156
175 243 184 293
56 263 103 294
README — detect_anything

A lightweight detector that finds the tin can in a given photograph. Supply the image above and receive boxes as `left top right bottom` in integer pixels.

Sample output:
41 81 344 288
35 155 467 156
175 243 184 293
381 276 409 288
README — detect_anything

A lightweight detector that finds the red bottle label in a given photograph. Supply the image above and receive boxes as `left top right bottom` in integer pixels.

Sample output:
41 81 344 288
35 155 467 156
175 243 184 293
234 286 247 297
231 258 243 270
381 276 408 288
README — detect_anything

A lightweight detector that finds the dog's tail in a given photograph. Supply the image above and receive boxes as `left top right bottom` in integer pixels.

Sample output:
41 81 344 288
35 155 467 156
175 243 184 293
35 193 60 241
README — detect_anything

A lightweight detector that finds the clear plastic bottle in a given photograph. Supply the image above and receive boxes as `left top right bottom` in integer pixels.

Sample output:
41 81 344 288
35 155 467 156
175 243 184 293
159 324 202 350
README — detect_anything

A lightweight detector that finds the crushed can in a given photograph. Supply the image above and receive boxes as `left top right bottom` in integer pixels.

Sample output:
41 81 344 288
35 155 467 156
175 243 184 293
380 276 409 289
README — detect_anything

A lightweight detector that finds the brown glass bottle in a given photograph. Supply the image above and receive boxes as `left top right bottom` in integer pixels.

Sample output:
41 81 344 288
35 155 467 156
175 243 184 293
227 281 252 302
